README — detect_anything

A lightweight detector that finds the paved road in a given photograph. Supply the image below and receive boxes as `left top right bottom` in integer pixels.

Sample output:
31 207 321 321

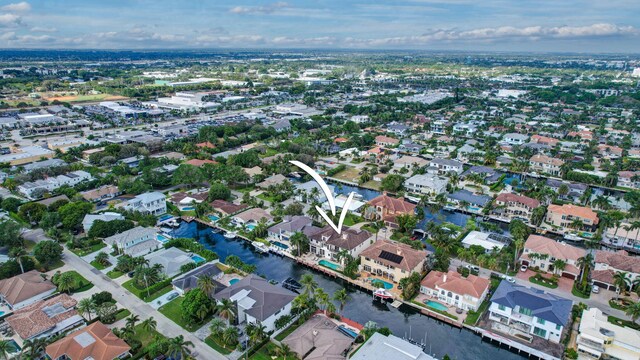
449 258 633 321
62 248 225 360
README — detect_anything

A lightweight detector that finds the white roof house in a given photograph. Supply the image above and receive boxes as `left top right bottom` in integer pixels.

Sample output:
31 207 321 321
461 231 506 252
82 212 125 233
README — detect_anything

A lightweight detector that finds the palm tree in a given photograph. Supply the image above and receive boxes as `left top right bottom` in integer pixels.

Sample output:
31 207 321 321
216 298 237 325
247 323 267 346
197 276 216 298
125 314 140 329
56 272 76 293
209 318 226 337
0 340 10 360
300 274 318 297
95 251 110 266
141 317 157 333
552 259 567 276
314 288 331 313
577 254 594 293
513 239 524 269
167 335 193 359
289 231 309 257
614 272 631 299
77 298 96 321
626 302 640 324
333 288 350 313
222 326 239 347
9 247 27 274
273 343 297 360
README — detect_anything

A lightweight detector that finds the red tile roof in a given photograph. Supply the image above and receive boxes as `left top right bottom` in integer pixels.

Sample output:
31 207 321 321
46 322 130 360
495 193 541 208
421 271 489 298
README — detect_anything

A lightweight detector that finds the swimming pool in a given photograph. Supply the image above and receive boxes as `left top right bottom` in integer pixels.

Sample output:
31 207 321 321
338 325 358 338
319 259 340 271
208 215 220 222
5 339 20 353
424 300 449 312
272 241 289 250
246 224 257 231
156 234 170 243
369 278 393 290
229 278 240 285
157 214 173 222
0 311 5 316
191 255 205 263
181 206 195 211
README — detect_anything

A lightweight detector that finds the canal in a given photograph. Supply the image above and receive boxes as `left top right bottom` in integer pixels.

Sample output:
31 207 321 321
170 221 526 360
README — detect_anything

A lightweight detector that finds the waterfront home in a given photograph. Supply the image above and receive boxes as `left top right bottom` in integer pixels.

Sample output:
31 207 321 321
529 154 563 176
503 133 529 145
267 216 319 242
602 222 640 251
172 262 225 295
82 212 125 233
393 155 429 170
309 226 373 264
80 185 121 203
545 179 588 203
103 226 160 257
488 281 571 344
123 191 167 216
0 270 56 310
618 171 640 189
462 165 502 184
545 204 599 233
6 294 84 340
169 191 209 206
364 193 416 229
493 193 541 223
419 270 489 311
281 314 354 360
144 247 195 278
350 332 436 360
386 123 410 136
360 240 428 283
520 235 585 279
256 174 289 189
213 274 296 332
232 208 274 227
210 199 247 217
447 190 491 210
404 174 448 196
428 158 463 175
375 135 399 147
295 180 335 203
461 231 508 252
577 308 640 359
592 250 640 291
45 321 131 360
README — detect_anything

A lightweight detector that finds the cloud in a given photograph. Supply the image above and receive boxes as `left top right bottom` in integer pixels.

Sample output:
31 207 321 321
0 13 22 27
229 2 289 14
30 26 57 33
1 2 30 12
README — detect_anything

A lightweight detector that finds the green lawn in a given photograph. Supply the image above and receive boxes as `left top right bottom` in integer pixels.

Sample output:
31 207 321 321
59 271 93 293
70 242 107 257
145 284 174 302
274 321 302 341
122 279 172 302
464 280 500 325
205 335 233 355
113 309 131 323
158 297 212 332
250 342 282 360
529 275 558 289
131 323 165 348
107 270 123 279
572 284 591 299
608 315 640 330
90 260 110 270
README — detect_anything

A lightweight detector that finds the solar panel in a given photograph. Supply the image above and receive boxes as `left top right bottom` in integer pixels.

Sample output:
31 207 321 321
379 250 403 264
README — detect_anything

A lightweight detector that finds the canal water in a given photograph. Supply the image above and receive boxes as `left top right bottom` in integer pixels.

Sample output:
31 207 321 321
170 221 526 360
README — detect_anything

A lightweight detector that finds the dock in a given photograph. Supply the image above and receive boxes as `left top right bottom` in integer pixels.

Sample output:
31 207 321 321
391 300 403 308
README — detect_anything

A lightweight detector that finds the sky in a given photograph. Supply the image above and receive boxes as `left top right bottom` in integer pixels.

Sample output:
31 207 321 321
0 0 638 53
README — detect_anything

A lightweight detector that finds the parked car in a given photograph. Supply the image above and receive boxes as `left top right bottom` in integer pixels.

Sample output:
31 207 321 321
520 265 528 272
592 285 600 294
127 271 135 278
465 264 480 273
167 292 179 301
505 276 516 283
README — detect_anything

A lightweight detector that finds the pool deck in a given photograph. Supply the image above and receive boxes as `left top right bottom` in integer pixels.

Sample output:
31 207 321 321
414 293 468 323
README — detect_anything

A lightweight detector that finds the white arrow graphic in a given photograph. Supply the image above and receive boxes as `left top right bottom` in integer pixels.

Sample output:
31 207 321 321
290 160 354 234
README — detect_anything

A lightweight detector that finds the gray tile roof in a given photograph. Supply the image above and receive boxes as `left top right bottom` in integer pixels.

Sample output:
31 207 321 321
172 263 225 293
490 281 572 326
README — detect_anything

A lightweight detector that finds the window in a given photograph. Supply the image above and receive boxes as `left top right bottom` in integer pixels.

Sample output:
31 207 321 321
498 304 505 311
537 318 545 325
533 327 547 338
518 307 532 316
556 324 561 331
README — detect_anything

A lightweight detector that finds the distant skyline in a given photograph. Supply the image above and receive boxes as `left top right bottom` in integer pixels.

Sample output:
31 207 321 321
0 1 638 53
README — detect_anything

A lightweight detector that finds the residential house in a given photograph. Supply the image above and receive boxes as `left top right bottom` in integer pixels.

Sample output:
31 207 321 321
213 274 296 332
360 240 428 282
267 216 320 242
577 307 640 359
144 247 197 278
184 159 217 167
281 314 354 360
428 158 463 175
592 250 640 291
103 226 160 257
0 270 56 310
375 135 399 147
462 165 502 184
520 235 585 279
398 142 424 154
123 191 166 216
295 180 334 203
233 208 274 227
545 204 599 233
82 212 125 233
256 174 289 189
488 281 571 344
351 332 436 360
6 294 84 340
404 174 448 196
172 262 225 295
80 185 121 203
309 226 373 264
386 123 410 136
461 231 508 252
503 133 529 145
494 193 541 223
546 179 588 203
447 190 491 211
210 199 247 217
420 270 490 311
393 155 429 170
530 135 560 147
18 170 93 199
45 321 131 360
364 193 416 228
618 171 640 189
529 154 563 176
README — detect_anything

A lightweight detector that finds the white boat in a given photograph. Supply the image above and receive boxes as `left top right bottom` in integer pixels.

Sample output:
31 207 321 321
167 219 180 227
252 241 269 253
373 288 393 299
224 231 237 239
564 233 584 242
160 227 173 233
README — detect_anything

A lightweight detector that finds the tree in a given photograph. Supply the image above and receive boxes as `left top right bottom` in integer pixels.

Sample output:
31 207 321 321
33 240 62 269
208 181 231 201
197 276 217 298
222 326 239 347
141 316 157 333
125 314 140 329
172 164 205 187
1 197 22 213
395 214 418 235
0 220 22 248
614 272 631 299
77 298 96 321
88 219 134 239
58 201 93 230
290 231 309 257
273 343 296 360
552 259 567 275
209 318 226 337
246 322 267 346
576 254 594 293
95 252 110 266
18 202 47 225
96 303 118 323
333 288 350 312
626 302 640 324
0 340 10 360
8 247 27 274
300 274 318 297
167 335 193 359
216 298 238 325
509 219 530 242
381 174 405 192
56 272 76 293
181 288 211 322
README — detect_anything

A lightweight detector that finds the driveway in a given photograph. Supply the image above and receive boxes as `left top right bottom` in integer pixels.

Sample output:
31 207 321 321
61 248 226 360
150 290 180 310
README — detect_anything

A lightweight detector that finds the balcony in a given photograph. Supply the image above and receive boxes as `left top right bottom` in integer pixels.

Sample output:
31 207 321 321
511 312 533 324
577 338 605 353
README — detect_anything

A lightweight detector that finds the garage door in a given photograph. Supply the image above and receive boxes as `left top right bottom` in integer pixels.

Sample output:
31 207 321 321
561 272 576 280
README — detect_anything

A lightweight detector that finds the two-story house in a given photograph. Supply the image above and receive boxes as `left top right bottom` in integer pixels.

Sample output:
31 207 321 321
360 240 428 283
420 270 490 311
529 154 564 176
428 158 464 175
404 174 449 196
103 226 161 257
364 193 416 229
577 308 640 359
592 250 640 291
494 193 541 223
309 226 372 265
545 204 599 233
123 191 167 216
267 215 320 243
488 281 571 344
520 235 585 279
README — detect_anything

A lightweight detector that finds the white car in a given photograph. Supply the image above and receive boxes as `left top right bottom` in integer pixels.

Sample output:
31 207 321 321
592 285 600 294
520 265 528 272
506 276 516 283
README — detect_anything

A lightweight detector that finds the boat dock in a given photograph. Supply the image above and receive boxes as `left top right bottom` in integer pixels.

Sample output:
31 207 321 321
391 300 403 308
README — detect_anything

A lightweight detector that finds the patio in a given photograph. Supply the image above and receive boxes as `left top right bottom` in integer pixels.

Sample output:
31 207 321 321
413 292 468 323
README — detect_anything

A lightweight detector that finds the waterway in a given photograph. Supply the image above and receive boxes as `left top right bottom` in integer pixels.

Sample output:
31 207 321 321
170 221 526 360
